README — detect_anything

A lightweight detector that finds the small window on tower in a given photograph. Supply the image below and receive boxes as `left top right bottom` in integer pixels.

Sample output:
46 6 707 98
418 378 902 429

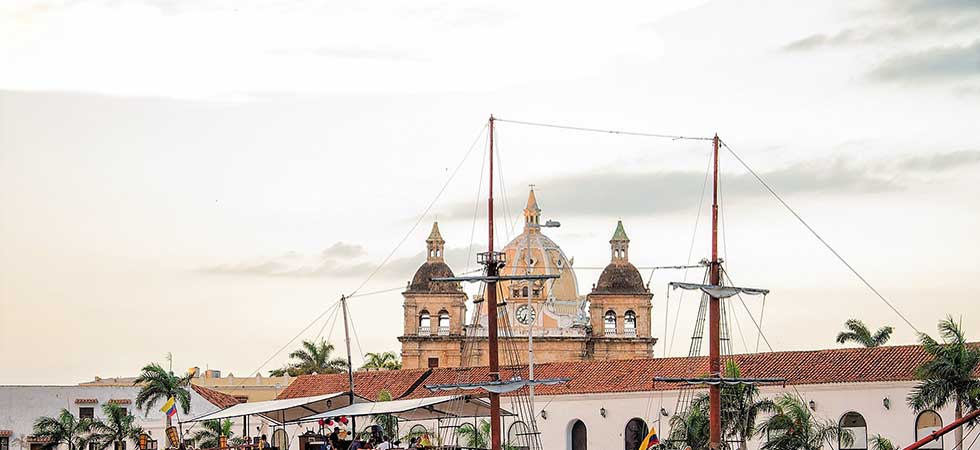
427 357 439 368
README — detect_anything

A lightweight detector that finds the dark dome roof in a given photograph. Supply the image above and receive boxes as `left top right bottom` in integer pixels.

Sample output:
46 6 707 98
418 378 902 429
593 262 647 294
407 261 462 293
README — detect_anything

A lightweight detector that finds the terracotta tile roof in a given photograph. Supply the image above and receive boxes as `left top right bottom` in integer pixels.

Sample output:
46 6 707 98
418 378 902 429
75 398 98 404
191 384 241 408
277 369 433 400
279 344 977 400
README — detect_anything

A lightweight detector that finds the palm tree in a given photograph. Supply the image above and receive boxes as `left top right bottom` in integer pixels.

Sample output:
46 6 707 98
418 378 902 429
269 340 348 376
89 404 144 450
361 352 402 371
759 394 851 450
666 362 772 450
372 390 399 441
907 316 980 450
871 434 896 450
722 361 775 450
836 319 893 348
134 363 193 428
32 409 93 450
190 419 243 449
457 420 491 449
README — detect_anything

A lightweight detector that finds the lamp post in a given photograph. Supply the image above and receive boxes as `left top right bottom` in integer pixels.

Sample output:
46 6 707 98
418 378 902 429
524 216 560 416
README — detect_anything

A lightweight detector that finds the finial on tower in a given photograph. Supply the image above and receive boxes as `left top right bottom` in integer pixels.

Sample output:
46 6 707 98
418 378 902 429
610 220 630 263
524 186 541 229
426 222 445 262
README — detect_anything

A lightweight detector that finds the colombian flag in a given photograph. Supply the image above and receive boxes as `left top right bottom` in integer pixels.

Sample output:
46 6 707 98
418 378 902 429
638 425 659 450
160 397 177 418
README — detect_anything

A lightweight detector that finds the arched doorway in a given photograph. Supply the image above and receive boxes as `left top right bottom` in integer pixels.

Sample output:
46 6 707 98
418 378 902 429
624 418 648 450
916 410 943 449
570 420 587 450
839 412 868 450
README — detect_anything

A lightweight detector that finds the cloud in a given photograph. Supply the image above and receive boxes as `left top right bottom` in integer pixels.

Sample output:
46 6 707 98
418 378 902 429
440 150 979 219
868 40 980 82
442 157 899 219
899 150 980 171
321 242 367 259
199 242 482 281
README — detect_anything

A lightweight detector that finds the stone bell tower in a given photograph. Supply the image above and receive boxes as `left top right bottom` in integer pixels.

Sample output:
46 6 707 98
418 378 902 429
587 220 656 358
397 222 467 369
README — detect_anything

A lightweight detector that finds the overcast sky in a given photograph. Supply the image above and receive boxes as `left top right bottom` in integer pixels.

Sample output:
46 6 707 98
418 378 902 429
2 0 979 385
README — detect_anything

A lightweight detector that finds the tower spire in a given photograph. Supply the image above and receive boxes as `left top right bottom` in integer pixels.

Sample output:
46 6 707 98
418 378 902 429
426 222 445 262
524 186 541 230
610 220 630 263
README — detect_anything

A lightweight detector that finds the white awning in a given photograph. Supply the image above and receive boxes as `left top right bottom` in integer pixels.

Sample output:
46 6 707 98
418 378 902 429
183 392 356 425
301 395 513 422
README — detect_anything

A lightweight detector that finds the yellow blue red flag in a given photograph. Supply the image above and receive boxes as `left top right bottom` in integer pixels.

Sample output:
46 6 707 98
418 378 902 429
638 425 659 449
160 396 177 418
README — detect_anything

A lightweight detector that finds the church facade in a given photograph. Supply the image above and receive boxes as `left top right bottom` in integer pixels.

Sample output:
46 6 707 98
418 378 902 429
398 189 657 369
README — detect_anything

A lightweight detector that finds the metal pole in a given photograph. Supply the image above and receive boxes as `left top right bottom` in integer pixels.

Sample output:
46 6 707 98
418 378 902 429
486 115 502 450
340 295 357 438
708 134 722 450
526 207 536 411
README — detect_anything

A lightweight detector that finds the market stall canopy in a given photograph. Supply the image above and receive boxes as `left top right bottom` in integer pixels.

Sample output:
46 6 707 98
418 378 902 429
182 392 359 425
301 395 513 421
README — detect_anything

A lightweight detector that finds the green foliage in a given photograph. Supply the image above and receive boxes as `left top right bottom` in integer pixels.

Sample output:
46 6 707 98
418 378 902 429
269 340 349 376
89 404 144 450
32 409 93 450
836 319 893 348
190 419 243 449
907 316 980 449
372 390 399 441
457 421 491 449
666 361 773 450
759 394 851 450
361 352 402 371
133 362 193 425
871 434 896 450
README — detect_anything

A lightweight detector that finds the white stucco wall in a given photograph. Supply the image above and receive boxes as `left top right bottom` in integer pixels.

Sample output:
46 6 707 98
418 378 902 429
529 382 957 450
0 385 221 450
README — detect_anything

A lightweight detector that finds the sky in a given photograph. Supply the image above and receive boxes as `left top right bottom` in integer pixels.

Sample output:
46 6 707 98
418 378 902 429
1 0 979 385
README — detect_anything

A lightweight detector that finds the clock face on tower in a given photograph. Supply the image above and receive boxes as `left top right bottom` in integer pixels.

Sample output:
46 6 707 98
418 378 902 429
516 304 536 325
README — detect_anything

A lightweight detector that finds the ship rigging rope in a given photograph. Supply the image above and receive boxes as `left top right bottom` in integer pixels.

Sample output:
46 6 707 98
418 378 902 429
495 118 714 141
719 138 921 334
347 123 489 299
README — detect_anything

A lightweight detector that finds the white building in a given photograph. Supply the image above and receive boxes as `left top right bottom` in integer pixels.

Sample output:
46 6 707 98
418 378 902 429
277 344 962 450
0 384 238 450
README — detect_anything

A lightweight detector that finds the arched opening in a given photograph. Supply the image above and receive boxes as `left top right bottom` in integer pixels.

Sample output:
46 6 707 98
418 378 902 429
916 410 943 449
604 310 617 335
418 310 431 335
624 418 648 450
522 286 529 297
839 412 868 450
438 310 450 335
457 423 478 448
570 420 587 450
624 311 637 337
508 421 530 450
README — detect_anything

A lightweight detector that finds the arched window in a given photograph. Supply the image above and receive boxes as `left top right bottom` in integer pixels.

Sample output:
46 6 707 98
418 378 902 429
418 310 431 335
604 310 617 335
522 286 529 297
624 418 648 450
570 419 587 450
624 311 637 337
916 410 943 449
839 412 868 450
438 310 450 335
508 421 530 450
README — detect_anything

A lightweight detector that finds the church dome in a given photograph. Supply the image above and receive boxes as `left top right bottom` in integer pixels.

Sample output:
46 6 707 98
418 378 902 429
594 262 647 294
408 261 461 293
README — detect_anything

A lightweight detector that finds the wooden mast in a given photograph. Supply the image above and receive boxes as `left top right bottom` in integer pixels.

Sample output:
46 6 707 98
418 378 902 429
486 115 503 450
708 134 721 450
341 295 357 436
